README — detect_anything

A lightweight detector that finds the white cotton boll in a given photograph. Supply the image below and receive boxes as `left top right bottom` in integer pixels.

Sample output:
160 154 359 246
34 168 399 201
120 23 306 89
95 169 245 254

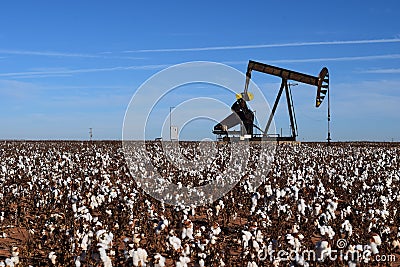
319 226 326 236
253 239 260 252
326 226 335 239
293 254 309 267
255 230 263 243
77 205 87 213
163 219 169 227
363 244 372 252
292 224 299 234
81 234 89 251
4 258 13 267
344 246 357 266
218 200 225 210
326 199 337 219
286 234 295 247
369 234 380 253
176 256 190 267
372 234 382 246
247 261 258 267
132 248 148 267
75 256 81 267
181 227 187 240
341 220 353 237
110 188 118 198
315 240 331 261
195 230 202 238
242 230 252 249
182 244 191 256
72 203 77 213
298 199 306 216
182 220 194 240
369 242 379 255
169 236 182 251
10 250 19 266
276 190 281 199
354 244 362 252
212 224 221 236
199 259 205 267
380 210 389 219
272 258 280 267
265 185 273 197
186 228 194 240
0 262 5 267
215 204 221 216
250 192 260 214
292 186 299 200
96 230 106 240
280 189 286 198
99 247 112 267
154 253 166 267
197 239 209 251
133 233 141 245
48 251 56 265
314 204 321 216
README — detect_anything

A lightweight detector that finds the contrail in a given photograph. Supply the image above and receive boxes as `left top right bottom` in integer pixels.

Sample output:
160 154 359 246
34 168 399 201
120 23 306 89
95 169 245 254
0 64 169 77
361 68 400 74
269 54 400 63
0 49 144 59
2 38 398 58
0 49 100 58
223 54 400 65
123 38 400 53
1 54 399 78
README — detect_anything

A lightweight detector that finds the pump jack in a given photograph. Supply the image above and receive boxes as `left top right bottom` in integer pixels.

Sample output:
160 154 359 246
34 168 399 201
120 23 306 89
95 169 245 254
213 60 330 142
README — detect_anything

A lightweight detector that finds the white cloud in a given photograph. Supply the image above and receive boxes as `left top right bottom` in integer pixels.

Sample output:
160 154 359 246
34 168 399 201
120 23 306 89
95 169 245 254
0 49 145 60
122 38 400 53
0 49 99 58
0 64 169 78
0 79 40 98
223 54 400 65
360 68 400 74
2 53 399 79
269 54 400 63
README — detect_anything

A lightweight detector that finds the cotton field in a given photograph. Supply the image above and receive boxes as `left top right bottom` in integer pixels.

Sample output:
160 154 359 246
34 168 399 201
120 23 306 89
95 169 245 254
0 141 399 266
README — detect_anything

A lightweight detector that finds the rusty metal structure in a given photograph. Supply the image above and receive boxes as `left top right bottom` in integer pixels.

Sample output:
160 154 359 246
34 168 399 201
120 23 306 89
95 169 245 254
214 60 330 142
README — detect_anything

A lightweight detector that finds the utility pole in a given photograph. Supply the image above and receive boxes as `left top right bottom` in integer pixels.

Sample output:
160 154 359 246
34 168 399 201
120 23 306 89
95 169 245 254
169 107 175 141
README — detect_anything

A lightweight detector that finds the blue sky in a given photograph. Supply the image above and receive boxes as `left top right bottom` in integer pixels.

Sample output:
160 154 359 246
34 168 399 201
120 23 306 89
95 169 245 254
0 1 399 141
